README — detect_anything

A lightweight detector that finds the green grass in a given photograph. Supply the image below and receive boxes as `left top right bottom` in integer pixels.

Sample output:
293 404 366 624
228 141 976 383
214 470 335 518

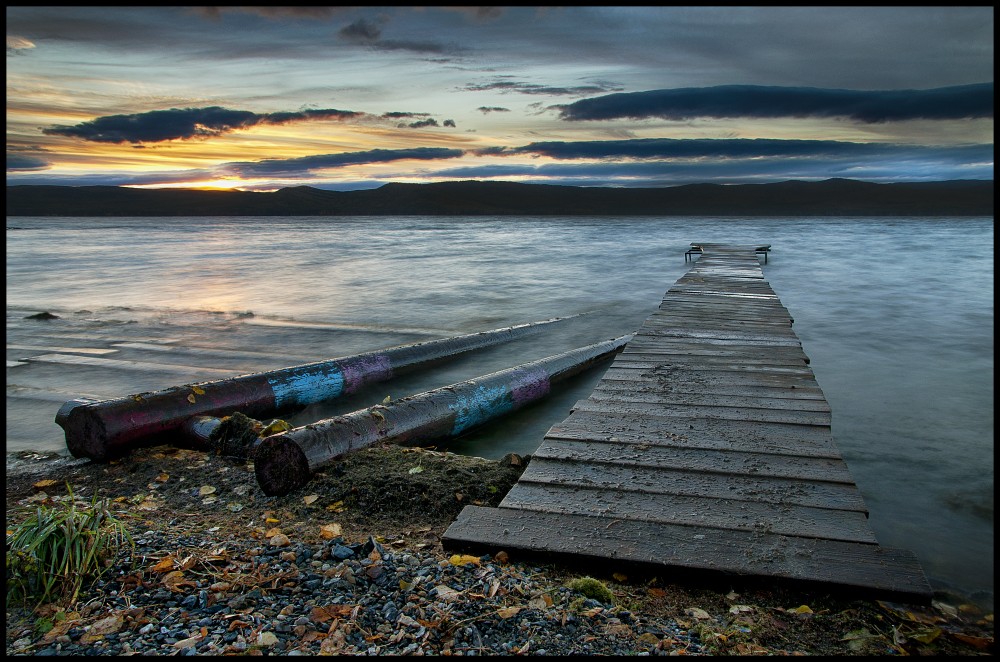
6 485 133 607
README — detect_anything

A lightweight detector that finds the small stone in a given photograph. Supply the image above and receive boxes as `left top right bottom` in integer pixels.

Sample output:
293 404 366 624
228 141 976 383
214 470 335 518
270 533 291 547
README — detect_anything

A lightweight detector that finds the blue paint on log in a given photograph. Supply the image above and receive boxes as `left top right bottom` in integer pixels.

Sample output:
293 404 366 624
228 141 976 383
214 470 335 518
450 384 514 435
269 365 345 409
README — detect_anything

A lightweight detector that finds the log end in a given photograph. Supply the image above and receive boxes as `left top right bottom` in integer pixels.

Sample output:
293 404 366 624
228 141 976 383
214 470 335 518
56 398 110 461
254 435 311 496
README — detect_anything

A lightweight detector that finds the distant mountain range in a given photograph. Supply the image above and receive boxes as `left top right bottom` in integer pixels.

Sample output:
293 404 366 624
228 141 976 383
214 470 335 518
6 179 993 216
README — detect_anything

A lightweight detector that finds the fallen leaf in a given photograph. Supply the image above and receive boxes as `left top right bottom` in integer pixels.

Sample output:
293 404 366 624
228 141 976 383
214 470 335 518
949 632 993 649
199 485 216 496
151 556 176 573
382 395 392 404
433 585 463 602
303 494 319 505
449 554 481 566
612 572 628 582
191 385 206 395
162 571 195 593
685 607 711 620
320 523 342 539
408 466 424 474
311 605 356 624
79 613 124 643
265 526 282 537
729 605 755 615
187 394 197 404
155 472 169 482
32 479 59 490
789 605 813 614
326 501 346 513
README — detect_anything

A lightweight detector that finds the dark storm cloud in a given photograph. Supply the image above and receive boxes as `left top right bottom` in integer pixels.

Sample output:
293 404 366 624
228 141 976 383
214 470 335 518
558 83 995 123
478 106 510 114
381 112 432 119
221 147 465 177
6 152 50 171
405 118 440 129
338 16 454 55
463 79 624 97
443 119 456 127
479 138 994 162
42 106 363 144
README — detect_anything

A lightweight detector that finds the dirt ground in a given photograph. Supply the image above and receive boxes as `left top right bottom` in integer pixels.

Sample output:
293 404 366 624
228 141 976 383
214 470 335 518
6 443 995 656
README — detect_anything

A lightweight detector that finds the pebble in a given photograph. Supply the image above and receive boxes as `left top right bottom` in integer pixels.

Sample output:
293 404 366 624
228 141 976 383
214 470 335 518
6 531 705 656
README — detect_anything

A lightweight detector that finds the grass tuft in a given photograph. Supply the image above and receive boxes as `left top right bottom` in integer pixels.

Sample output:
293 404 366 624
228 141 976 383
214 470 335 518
6 484 133 607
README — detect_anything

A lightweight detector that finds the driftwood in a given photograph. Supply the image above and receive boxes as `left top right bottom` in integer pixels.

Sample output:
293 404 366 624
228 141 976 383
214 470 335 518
254 335 631 496
55 317 570 461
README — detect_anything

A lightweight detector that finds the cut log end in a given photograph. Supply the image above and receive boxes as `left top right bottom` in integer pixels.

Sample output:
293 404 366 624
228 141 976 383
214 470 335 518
254 436 311 496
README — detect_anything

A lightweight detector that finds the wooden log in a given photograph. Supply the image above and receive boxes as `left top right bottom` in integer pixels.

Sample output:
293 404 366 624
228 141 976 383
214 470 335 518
253 335 632 496
55 317 570 461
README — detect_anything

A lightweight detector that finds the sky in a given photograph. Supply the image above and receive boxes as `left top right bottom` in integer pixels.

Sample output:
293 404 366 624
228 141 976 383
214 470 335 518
5 6 994 191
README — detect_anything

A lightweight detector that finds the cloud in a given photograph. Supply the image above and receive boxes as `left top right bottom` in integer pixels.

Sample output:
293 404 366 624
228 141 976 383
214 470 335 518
43 106 362 144
463 79 624 97
479 138 994 162
7 152 50 171
6 35 36 55
221 147 465 177
557 83 995 123
338 16 454 54
197 7 349 20
478 106 511 114
443 119 456 127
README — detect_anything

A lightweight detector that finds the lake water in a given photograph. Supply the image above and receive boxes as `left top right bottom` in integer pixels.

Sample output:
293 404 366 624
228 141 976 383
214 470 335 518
6 214 993 609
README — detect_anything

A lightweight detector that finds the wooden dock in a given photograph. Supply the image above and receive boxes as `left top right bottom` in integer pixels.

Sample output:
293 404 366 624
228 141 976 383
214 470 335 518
443 243 932 603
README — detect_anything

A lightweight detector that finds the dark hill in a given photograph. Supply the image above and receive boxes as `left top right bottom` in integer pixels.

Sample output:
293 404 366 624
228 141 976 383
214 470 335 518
5 179 993 216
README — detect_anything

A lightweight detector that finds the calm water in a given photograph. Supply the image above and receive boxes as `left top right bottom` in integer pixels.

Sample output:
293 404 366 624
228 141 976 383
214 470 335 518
6 215 993 607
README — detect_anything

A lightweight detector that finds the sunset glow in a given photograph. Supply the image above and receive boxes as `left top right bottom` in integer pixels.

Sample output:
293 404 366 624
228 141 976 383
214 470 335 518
6 6 993 190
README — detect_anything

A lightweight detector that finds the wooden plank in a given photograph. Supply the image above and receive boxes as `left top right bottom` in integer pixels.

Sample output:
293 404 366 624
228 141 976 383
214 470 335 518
546 410 839 457
602 365 821 389
500 482 877 543
586 388 832 412
442 506 932 602
571 398 831 426
595 376 826 400
608 358 815 375
532 438 855 483
517 457 868 511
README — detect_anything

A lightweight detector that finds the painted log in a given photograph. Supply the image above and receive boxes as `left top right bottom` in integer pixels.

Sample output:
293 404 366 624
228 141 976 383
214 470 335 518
254 334 632 496
56 317 570 461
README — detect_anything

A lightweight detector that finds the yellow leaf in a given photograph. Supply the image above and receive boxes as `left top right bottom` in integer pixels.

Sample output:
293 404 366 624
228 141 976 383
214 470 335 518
155 472 169 482
382 395 392 404
790 605 813 614
612 572 628 582
261 419 291 436
497 606 522 619
187 393 196 404
191 386 205 395
32 479 59 490
151 556 176 572
326 501 346 512
265 517 280 524
449 554 481 567
320 523 342 539
303 494 319 505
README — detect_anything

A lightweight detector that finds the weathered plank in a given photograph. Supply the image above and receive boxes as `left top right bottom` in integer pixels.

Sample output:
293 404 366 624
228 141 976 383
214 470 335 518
501 482 877 543
444 506 931 602
531 438 855 483
516 457 868 511
545 410 840 457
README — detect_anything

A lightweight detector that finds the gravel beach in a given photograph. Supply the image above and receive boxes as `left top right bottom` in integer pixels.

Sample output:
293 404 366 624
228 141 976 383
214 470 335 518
6 444 994 656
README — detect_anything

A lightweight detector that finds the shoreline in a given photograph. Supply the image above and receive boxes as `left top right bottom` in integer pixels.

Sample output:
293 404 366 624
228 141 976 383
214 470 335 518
6 444 994 656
